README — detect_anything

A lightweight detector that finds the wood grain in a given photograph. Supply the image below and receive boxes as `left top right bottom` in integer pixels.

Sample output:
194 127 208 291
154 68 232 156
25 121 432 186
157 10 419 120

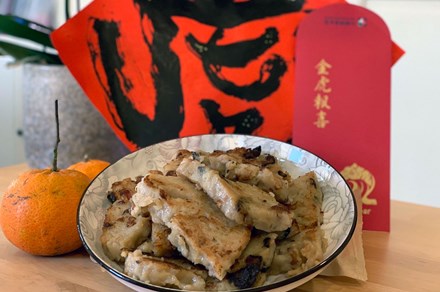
1 164 439 291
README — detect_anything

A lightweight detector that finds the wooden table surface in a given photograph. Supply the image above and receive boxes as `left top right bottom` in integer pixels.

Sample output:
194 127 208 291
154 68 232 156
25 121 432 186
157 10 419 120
1 164 439 291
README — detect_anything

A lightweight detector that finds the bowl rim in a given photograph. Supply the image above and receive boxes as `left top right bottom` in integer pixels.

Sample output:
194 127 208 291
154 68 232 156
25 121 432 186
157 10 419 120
77 133 358 292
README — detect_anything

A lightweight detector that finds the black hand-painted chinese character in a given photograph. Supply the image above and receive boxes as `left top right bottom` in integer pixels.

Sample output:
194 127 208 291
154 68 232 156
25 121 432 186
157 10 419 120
89 0 304 148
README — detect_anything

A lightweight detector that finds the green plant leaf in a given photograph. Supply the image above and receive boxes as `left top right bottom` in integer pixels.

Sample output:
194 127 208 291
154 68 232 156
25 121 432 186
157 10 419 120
0 15 54 48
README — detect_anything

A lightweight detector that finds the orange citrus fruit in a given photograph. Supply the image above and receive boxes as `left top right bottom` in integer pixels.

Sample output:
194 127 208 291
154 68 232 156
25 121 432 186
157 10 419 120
0 168 90 256
68 159 110 181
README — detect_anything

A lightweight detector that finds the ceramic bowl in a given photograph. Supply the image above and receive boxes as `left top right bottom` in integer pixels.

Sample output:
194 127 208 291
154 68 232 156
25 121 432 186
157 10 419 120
78 134 357 291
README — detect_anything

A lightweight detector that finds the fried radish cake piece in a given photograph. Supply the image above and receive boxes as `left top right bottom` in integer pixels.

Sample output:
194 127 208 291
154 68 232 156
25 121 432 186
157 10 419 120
132 172 251 280
228 232 278 289
101 177 151 262
106 177 142 203
268 227 327 276
176 158 293 232
124 250 208 291
136 222 175 258
287 171 324 230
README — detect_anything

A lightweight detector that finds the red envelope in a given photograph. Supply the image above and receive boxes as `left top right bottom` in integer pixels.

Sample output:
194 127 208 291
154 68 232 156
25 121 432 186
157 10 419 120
293 3 395 231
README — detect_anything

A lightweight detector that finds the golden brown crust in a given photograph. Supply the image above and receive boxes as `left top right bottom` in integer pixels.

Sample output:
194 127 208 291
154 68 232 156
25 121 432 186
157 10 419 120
288 171 324 230
107 177 141 203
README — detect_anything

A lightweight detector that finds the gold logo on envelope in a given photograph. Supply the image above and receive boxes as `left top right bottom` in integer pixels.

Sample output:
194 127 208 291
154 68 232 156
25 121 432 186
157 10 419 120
341 163 377 206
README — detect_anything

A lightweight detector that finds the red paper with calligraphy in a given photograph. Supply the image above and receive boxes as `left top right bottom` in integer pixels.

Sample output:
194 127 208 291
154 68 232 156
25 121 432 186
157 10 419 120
293 3 394 231
51 0 355 151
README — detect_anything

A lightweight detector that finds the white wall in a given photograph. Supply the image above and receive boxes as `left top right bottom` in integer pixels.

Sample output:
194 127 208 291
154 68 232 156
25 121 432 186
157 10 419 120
54 0 92 28
0 57 25 167
363 0 440 207
1 0 439 207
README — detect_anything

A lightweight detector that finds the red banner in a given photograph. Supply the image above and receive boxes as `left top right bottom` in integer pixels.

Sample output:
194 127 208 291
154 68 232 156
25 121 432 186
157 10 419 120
51 0 366 152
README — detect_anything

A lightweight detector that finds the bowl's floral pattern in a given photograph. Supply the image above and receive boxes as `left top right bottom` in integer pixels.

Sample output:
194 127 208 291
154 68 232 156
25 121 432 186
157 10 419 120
78 134 356 291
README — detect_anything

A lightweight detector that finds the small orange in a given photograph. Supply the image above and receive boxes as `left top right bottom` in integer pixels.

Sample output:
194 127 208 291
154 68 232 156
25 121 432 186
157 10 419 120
0 168 90 256
68 159 110 181
0 100 91 256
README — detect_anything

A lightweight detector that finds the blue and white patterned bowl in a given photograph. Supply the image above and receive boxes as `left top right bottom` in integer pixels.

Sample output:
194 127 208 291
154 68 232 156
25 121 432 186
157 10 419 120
78 134 357 292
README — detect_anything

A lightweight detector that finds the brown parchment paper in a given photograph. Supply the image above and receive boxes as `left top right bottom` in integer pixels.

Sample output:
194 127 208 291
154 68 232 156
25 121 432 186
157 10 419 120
320 191 368 281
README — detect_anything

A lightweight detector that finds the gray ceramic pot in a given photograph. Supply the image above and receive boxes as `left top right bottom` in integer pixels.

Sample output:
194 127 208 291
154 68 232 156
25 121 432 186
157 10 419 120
22 64 129 169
